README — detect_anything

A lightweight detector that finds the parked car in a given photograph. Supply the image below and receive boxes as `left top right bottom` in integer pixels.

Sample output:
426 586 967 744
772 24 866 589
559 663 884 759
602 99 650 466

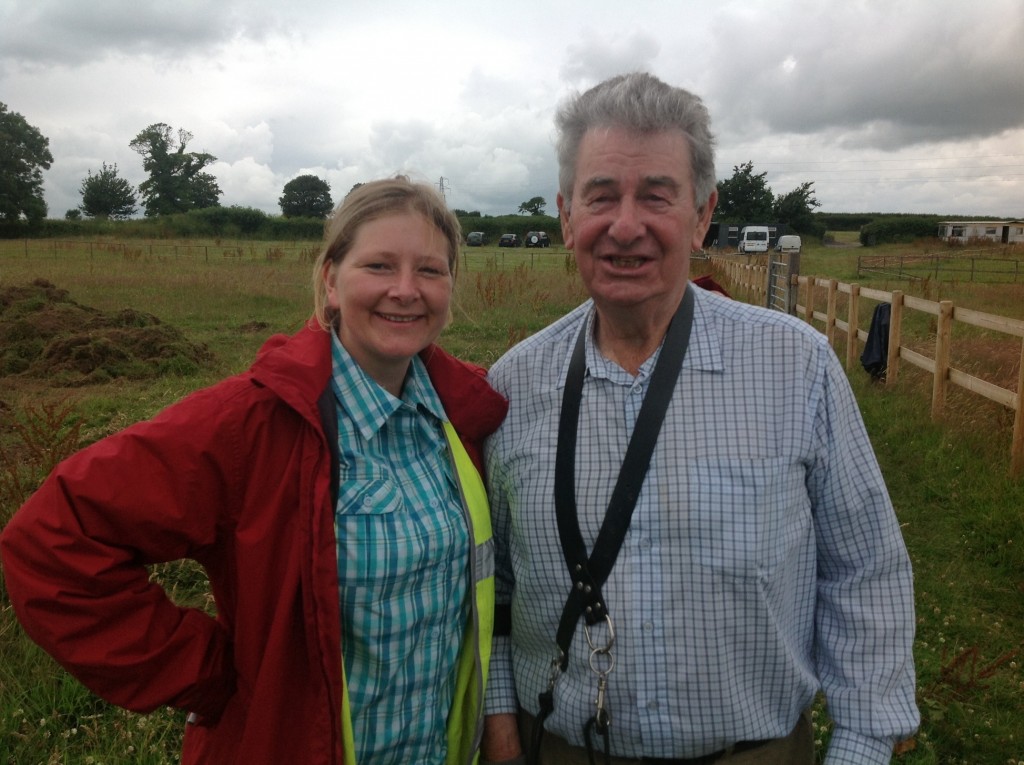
524 231 550 248
466 231 486 246
738 225 770 253
498 233 520 247
774 234 801 254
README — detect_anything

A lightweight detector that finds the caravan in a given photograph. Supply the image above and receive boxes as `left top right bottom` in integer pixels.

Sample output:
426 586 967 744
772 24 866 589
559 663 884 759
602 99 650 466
738 226 770 253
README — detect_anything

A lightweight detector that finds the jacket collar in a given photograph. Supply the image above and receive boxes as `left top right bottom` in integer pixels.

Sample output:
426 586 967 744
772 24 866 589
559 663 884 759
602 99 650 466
249 319 508 443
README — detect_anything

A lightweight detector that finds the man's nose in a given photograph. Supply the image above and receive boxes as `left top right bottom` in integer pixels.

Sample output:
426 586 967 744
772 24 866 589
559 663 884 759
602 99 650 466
608 198 644 243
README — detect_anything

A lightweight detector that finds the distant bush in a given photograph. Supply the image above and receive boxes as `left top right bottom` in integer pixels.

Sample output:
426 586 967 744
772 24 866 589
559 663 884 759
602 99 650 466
0 209 330 241
456 213 561 244
815 213 876 231
859 215 943 246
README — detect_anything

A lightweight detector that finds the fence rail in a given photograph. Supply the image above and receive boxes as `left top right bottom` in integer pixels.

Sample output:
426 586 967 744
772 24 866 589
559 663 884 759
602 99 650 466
857 252 1024 283
711 255 1024 477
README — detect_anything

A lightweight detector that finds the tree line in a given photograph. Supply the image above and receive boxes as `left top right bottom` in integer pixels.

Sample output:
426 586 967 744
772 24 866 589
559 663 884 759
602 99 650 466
2 100 886 243
1 103 335 224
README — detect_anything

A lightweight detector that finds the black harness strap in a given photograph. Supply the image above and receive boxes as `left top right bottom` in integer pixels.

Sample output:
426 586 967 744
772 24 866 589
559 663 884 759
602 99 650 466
530 288 695 764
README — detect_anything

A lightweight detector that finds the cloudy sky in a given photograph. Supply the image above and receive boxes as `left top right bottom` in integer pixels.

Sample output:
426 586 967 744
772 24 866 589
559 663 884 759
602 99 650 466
2 0 1022 220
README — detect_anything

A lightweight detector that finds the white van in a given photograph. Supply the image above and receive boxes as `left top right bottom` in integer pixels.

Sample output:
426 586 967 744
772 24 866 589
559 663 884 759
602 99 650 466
774 234 802 254
738 226 770 253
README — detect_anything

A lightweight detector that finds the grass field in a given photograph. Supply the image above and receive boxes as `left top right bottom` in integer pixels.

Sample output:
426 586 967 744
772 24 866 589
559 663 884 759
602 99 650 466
1 236 1023 764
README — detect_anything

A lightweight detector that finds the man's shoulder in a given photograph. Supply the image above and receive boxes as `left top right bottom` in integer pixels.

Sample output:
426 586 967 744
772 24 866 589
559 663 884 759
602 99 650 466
694 286 827 344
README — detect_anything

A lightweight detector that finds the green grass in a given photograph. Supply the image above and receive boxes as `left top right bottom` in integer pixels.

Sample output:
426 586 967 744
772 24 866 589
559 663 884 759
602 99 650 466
2 238 1023 764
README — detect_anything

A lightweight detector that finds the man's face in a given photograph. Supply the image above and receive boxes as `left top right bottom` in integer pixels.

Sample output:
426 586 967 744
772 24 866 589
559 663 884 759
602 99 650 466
558 126 716 322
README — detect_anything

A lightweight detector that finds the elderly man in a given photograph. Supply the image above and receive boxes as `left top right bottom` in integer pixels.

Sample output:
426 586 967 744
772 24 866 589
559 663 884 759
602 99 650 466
481 72 918 765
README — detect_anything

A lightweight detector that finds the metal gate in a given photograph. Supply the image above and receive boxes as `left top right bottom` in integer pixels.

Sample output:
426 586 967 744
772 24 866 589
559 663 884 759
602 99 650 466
767 252 800 314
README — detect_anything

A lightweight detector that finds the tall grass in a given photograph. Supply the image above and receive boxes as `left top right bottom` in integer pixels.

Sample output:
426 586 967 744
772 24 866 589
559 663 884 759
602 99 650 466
2 238 1023 763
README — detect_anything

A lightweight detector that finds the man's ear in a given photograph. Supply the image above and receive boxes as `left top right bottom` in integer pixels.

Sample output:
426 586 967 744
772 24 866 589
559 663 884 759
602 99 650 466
691 189 718 252
557 192 574 250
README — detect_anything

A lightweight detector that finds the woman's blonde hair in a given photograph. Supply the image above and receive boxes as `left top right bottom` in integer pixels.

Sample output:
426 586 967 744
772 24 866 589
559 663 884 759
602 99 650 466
311 176 462 328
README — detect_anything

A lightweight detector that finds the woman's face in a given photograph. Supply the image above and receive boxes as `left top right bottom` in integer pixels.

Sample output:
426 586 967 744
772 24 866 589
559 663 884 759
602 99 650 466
322 211 453 395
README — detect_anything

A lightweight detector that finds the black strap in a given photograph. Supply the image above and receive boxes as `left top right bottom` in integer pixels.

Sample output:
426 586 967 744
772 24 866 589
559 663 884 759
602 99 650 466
552 286 695 667
530 289 695 765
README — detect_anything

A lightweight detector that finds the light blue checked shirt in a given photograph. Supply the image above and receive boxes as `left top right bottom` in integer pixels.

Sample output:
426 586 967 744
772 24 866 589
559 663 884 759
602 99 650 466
330 334 469 765
484 284 919 765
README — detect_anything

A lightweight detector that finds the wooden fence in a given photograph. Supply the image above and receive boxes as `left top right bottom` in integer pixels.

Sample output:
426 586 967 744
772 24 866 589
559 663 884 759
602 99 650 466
710 255 1024 477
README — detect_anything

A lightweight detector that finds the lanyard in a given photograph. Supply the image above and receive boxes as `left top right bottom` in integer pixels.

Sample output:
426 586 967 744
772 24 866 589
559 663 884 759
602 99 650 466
531 287 695 765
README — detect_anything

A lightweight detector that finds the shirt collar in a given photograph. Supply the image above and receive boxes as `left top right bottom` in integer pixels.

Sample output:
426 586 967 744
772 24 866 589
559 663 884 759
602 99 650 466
329 331 446 440
565 282 726 386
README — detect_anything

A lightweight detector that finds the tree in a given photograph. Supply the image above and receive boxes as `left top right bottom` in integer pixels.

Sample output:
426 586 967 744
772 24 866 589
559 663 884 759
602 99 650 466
189 172 223 211
279 174 334 218
129 123 222 216
517 196 547 216
715 161 775 223
773 181 822 235
79 162 137 219
0 102 54 223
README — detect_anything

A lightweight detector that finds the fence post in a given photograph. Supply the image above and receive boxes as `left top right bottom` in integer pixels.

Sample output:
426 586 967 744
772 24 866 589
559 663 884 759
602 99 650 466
846 284 861 370
1012 338 1024 478
931 300 954 421
826 280 838 349
887 291 904 384
804 277 814 324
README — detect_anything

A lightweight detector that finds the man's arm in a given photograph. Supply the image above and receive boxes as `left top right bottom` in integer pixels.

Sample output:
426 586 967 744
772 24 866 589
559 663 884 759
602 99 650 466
482 713 523 762
481 424 523 758
810 354 920 765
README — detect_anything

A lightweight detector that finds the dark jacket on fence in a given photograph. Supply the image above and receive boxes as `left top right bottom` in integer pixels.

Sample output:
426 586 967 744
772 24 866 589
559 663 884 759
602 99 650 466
861 302 891 380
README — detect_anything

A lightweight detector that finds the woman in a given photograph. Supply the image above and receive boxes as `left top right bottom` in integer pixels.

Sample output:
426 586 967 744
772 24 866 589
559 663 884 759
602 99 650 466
0 177 508 765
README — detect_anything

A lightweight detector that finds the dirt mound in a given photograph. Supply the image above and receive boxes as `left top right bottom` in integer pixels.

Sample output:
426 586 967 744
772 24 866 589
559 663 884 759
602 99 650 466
0 279 215 386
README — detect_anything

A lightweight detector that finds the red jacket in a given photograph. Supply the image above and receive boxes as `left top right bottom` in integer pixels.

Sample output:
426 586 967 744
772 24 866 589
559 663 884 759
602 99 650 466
0 322 508 764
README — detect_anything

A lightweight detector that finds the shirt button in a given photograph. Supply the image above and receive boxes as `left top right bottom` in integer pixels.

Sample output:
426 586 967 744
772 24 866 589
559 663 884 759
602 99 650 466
631 384 643 394
639 538 652 550
647 700 659 711
643 621 654 632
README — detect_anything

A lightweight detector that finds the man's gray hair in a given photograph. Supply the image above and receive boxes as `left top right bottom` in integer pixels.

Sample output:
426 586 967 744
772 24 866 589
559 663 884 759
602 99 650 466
555 72 717 209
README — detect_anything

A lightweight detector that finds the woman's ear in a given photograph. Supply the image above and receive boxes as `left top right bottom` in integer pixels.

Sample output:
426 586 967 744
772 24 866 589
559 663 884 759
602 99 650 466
322 260 338 308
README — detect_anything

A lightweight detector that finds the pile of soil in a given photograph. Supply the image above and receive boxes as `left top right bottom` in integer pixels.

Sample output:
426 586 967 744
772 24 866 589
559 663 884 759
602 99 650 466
0 279 215 386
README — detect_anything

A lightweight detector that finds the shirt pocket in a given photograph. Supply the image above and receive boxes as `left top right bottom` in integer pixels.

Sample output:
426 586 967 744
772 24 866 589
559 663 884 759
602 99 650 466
683 457 810 579
337 477 405 516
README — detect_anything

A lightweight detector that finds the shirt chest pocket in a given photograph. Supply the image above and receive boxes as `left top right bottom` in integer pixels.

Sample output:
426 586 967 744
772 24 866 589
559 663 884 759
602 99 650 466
679 457 810 578
337 477 405 515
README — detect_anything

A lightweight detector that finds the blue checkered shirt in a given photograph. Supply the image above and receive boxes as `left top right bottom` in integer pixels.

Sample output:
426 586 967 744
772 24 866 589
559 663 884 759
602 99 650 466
330 334 469 765
484 284 919 765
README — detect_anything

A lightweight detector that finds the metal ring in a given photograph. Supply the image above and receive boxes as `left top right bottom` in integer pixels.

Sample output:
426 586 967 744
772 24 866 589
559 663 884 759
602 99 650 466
589 646 616 676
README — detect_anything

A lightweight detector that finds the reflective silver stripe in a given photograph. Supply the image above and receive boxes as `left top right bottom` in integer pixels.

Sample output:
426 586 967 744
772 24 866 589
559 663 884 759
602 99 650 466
475 537 494 583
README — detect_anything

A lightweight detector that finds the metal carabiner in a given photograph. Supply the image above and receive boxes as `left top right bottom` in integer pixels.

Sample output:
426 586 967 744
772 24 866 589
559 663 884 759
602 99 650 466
584 613 616 655
585 614 616 678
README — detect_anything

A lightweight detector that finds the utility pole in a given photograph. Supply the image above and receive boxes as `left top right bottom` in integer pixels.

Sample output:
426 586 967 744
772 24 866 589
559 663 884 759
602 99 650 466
438 176 450 203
